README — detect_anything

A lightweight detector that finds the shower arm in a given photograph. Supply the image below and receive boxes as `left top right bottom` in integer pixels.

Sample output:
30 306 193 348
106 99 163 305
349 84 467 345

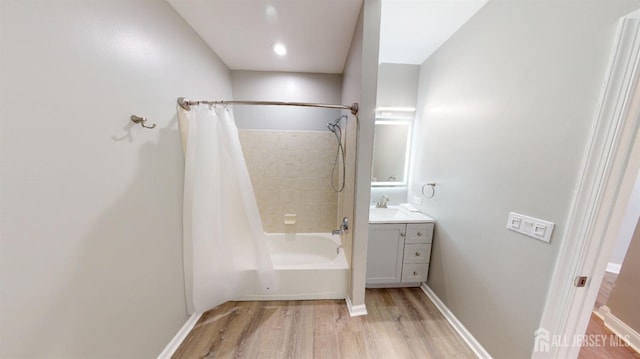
177 97 359 115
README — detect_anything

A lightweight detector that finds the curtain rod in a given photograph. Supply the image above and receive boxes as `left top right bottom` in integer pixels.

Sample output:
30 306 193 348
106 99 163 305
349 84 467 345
177 97 358 115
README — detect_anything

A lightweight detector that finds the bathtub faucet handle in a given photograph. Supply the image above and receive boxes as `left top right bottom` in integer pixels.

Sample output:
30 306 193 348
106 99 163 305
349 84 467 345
341 217 349 232
332 217 349 236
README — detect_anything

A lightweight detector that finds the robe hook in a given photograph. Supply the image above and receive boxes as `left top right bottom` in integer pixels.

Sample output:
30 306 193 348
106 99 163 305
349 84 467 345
130 115 156 129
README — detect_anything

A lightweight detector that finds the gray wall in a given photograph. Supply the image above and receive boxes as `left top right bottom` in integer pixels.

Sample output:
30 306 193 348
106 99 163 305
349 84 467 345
609 169 640 267
408 1 640 358
0 1 233 357
340 3 365 304
608 219 640 332
376 63 420 108
341 0 381 308
231 70 343 131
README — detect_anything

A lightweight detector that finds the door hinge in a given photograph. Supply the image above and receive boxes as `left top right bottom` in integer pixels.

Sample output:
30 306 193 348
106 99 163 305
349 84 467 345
574 276 588 287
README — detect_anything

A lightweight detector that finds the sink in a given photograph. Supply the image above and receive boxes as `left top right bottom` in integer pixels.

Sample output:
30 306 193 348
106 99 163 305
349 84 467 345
369 206 434 224
369 208 407 220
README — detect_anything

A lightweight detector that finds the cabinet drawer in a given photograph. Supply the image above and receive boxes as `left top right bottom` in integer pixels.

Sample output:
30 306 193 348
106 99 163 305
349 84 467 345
405 223 433 244
401 263 428 283
403 244 430 264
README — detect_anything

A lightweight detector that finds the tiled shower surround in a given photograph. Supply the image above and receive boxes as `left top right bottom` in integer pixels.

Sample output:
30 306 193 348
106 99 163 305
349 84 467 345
239 130 339 233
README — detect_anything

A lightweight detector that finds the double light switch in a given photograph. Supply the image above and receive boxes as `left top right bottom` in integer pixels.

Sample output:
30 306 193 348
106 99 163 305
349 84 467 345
507 212 554 243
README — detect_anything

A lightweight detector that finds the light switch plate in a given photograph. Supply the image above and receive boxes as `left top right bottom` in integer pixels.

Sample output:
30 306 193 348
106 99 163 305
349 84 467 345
507 212 554 243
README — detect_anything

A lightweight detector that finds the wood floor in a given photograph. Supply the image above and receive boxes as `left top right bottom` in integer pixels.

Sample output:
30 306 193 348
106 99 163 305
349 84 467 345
173 288 476 359
578 272 640 359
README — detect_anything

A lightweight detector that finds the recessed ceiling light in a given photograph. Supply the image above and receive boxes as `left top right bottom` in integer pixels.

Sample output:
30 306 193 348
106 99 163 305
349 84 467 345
273 43 287 56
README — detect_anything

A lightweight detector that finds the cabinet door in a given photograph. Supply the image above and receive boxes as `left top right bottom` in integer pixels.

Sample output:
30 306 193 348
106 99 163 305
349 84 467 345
366 224 405 285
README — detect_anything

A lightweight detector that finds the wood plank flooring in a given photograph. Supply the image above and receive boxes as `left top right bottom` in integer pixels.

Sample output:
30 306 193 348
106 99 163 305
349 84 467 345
578 272 640 359
173 288 476 359
578 313 640 359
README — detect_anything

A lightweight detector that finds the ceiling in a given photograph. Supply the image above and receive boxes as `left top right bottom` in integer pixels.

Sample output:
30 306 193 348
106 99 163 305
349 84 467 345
380 0 488 65
167 0 363 74
167 0 487 74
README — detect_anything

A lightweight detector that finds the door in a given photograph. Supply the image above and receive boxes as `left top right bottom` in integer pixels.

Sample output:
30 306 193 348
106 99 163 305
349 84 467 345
535 11 640 358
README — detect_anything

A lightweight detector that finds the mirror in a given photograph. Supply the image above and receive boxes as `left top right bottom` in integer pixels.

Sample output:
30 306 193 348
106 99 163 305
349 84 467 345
373 0 486 187
373 62 418 187
371 118 412 186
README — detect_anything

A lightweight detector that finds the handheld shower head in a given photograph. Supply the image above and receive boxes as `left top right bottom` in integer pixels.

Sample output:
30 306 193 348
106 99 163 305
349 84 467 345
327 114 347 133
328 115 347 192
334 114 348 125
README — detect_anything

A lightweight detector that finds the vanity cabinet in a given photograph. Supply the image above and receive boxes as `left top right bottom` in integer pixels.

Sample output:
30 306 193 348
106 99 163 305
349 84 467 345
366 222 434 287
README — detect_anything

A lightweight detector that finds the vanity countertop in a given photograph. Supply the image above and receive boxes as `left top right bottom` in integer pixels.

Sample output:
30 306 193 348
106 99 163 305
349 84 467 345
369 206 434 224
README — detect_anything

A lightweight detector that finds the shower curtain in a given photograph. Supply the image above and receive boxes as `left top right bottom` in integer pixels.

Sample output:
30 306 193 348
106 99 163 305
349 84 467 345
178 104 277 314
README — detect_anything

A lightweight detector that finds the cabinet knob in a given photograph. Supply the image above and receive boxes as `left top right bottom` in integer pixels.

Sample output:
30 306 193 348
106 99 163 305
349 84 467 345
415 252 421 256
413 271 418 276
400 233 405 237
417 232 422 236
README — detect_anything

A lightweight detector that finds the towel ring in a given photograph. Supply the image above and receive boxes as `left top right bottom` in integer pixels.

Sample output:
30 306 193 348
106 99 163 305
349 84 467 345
422 183 436 199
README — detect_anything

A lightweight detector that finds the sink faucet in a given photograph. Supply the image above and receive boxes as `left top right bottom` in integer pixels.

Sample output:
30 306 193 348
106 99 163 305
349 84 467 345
376 195 389 208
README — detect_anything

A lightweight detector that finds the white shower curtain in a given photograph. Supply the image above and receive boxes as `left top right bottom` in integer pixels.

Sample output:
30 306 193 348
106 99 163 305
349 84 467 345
178 104 277 314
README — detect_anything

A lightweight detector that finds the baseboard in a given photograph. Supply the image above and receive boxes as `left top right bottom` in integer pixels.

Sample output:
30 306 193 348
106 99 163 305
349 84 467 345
598 305 640 353
346 297 368 317
606 262 622 274
235 292 347 301
366 282 421 288
157 312 202 359
420 283 492 359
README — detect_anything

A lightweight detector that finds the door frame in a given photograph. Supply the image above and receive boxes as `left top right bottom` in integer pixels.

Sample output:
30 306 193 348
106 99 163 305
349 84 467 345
534 10 640 359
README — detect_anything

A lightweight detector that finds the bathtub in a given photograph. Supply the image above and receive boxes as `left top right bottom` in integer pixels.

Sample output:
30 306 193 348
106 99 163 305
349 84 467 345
235 232 349 301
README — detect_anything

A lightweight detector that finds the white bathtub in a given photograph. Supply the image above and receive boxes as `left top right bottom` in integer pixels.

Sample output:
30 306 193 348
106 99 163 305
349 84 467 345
235 232 349 301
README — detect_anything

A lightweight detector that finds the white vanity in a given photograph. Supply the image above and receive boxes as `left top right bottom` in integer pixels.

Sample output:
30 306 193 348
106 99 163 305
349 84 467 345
366 206 435 287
